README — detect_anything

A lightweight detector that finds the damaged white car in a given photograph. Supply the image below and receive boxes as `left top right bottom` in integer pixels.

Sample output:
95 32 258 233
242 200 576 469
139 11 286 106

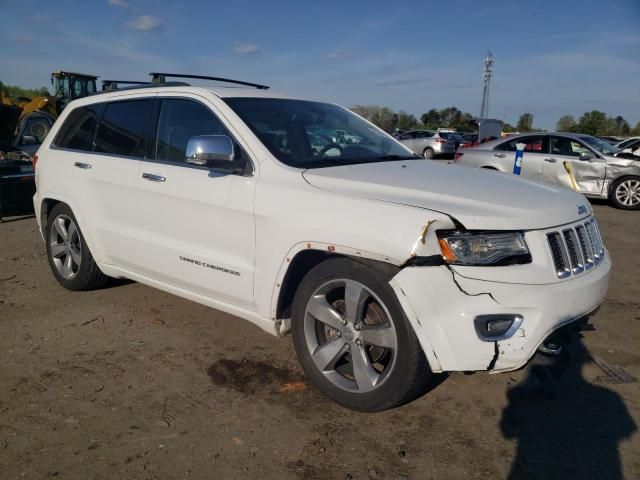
456 132 640 210
33 74 611 411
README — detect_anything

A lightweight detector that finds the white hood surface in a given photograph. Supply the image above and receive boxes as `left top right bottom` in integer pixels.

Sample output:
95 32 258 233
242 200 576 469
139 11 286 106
303 160 589 231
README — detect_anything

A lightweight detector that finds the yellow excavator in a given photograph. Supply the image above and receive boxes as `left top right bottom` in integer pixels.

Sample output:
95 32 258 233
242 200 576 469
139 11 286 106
1 71 98 154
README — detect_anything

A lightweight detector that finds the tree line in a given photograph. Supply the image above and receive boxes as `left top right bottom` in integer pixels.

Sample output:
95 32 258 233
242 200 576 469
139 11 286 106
351 105 640 137
0 81 49 100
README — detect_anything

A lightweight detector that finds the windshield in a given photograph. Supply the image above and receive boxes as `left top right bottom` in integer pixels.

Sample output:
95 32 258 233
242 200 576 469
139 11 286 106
581 135 620 156
224 98 416 168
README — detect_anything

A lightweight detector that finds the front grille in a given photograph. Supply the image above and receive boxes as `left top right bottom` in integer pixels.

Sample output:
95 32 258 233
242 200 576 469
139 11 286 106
547 219 604 278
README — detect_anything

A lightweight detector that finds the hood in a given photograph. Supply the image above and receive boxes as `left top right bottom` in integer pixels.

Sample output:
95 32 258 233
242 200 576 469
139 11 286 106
302 160 589 230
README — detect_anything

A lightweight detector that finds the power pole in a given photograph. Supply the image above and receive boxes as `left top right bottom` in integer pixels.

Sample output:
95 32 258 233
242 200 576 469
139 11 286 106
480 51 494 119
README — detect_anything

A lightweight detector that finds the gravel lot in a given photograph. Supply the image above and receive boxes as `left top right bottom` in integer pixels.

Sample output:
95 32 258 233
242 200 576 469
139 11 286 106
0 203 638 480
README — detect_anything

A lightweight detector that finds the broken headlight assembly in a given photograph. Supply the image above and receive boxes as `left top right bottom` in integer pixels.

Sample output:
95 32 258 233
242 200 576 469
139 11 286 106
437 231 531 266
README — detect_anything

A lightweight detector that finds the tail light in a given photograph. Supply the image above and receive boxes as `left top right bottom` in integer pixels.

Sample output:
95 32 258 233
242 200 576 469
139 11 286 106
32 154 39 169
435 138 447 144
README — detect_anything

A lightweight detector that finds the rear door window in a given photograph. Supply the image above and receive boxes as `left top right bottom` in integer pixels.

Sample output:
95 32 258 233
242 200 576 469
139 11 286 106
94 99 155 158
495 136 545 153
54 105 100 151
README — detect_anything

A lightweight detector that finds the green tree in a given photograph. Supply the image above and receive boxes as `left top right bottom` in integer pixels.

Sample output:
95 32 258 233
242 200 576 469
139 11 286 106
631 121 640 136
516 113 534 132
556 115 577 132
577 110 607 136
420 109 441 129
614 115 631 136
351 105 397 131
439 107 462 128
396 111 418 131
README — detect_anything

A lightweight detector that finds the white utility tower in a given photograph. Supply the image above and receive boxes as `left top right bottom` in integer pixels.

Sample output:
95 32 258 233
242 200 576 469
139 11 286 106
479 51 494 119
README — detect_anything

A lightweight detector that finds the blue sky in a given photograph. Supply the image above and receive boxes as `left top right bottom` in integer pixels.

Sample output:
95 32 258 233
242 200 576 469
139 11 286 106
1 0 639 129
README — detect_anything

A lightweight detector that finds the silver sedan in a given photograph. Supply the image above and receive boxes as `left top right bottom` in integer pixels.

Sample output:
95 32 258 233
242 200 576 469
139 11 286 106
455 132 640 210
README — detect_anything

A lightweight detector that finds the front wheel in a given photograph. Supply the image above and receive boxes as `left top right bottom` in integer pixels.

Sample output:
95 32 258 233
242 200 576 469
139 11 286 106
609 176 640 210
291 258 431 411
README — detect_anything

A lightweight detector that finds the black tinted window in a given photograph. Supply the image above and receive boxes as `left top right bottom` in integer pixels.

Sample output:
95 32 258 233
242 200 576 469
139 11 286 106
94 99 154 158
155 99 228 163
54 105 100 150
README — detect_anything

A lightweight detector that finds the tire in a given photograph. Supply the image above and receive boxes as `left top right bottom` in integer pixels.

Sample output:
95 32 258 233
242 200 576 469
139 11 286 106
609 176 640 210
45 203 109 291
423 147 435 159
291 257 431 411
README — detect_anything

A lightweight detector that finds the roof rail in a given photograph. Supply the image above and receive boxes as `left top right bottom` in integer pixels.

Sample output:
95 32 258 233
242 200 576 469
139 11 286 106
102 80 149 91
149 72 269 90
89 81 190 97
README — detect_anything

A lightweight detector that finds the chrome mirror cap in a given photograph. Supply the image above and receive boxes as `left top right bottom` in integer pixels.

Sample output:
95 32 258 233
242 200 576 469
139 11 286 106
185 135 234 166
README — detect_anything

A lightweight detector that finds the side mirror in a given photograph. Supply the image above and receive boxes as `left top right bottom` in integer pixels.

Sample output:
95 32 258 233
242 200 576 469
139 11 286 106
21 135 39 146
579 151 595 161
185 135 235 167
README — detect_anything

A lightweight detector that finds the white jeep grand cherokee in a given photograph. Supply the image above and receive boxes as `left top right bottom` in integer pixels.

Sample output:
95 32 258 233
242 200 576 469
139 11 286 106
33 74 610 411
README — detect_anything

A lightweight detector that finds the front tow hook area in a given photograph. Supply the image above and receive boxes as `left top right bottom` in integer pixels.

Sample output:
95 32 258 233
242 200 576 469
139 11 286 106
539 340 563 356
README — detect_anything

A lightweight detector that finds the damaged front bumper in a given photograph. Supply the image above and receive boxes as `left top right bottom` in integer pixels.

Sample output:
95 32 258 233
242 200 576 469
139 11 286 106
389 252 611 373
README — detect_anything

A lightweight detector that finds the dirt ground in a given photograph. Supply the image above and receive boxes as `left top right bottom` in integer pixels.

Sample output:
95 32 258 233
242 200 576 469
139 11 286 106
1 203 638 480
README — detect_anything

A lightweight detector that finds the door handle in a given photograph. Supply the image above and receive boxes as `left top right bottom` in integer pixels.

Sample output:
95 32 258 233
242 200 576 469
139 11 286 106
74 162 92 169
494 153 505 158
544 158 557 163
142 173 166 182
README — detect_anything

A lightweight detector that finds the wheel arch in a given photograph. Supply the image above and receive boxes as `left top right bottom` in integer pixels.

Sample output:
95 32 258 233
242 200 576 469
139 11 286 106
272 242 404 330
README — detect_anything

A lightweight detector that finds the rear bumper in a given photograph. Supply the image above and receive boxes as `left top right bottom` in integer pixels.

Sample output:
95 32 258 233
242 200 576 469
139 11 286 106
389 252 611 373
434 143 456 155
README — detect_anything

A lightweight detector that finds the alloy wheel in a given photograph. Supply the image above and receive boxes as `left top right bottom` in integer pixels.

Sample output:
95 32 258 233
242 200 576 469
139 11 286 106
303 279 398 393
49 215 82 279
615 179 640 207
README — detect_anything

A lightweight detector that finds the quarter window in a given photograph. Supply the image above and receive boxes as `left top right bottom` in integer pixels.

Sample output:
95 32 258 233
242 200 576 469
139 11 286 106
155 99 229 163
54 105 100 151
94 99 154 158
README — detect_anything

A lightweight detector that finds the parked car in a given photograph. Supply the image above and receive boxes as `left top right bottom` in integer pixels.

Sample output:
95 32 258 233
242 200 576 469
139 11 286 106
0 143 36 216
461 133 478 144
398 130 456 158
597 136 621 145
616 137 640 150
33 76 610 411
456 132 640 210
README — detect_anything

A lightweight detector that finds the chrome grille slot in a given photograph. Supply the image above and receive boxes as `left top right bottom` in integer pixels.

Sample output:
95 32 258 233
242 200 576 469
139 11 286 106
586 220 603 264
547 232 571 278
575 225 594 270
563 229 584 274
547 218 604 278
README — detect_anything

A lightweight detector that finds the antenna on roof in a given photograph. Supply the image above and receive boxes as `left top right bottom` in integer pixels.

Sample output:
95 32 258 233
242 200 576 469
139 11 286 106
149 72 269 90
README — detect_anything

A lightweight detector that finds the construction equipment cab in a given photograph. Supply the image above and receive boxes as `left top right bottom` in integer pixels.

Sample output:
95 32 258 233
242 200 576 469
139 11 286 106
12 71 98 155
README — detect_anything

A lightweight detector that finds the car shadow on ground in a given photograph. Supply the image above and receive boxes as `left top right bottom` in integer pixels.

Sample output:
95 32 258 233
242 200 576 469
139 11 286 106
0 214 35 223
500 338 636 480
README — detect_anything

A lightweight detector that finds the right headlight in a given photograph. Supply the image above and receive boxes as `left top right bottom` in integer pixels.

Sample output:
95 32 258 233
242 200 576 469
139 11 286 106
437 231 531 266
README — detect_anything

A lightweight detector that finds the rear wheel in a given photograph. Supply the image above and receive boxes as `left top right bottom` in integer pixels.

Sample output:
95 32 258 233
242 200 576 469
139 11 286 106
291 258 431 411
45 203 109 290
609 176 640 210
423 147 435 159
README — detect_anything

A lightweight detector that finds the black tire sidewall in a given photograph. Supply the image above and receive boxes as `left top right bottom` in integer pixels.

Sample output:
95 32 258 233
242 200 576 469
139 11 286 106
291 257 429 411
609 176 640 210
45 204 98 291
